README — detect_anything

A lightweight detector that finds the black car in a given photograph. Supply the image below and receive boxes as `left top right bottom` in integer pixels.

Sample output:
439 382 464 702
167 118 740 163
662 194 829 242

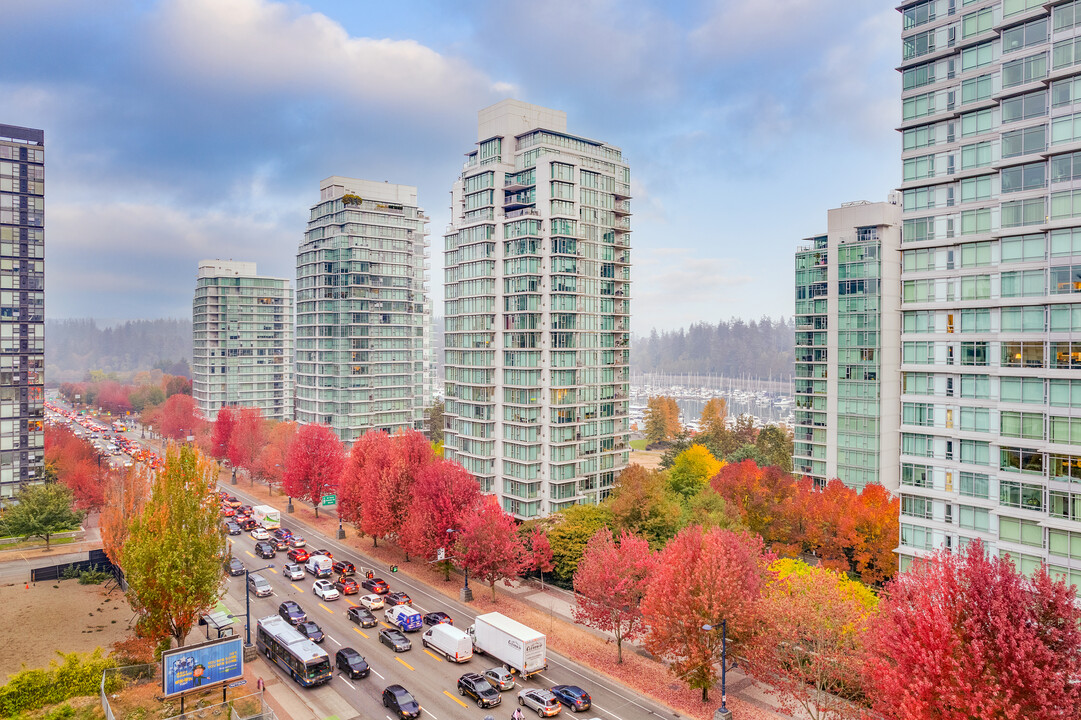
224 521 242 536
332 560 355 576
423 611 453 626
382 684 421 720
254 541 276 559
278 600 306 626
237 517 258 531
386 591 411 606
227 557 245 576
550 685 591 712
347 605 378 628
297 621 325 644
362 577 390 594
379 628 411 652
335 648 370 678
458 673 501 708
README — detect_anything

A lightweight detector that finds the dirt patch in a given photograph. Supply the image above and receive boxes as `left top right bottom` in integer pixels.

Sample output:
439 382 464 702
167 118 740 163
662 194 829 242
0 580 132 679
630 449 664 470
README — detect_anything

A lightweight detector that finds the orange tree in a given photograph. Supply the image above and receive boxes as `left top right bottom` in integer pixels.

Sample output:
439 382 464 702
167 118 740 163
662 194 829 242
101 464 151 566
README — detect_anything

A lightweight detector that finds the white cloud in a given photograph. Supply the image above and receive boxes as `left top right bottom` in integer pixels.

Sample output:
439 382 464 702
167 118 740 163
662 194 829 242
690 0 845 56
631 248 752 332
147 0 513 111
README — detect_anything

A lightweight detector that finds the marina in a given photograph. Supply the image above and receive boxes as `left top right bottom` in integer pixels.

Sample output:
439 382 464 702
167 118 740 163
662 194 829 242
629 371 795 430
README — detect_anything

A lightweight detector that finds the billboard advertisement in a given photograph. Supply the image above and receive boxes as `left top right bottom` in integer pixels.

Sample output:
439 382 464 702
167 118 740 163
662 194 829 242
161 636 244 697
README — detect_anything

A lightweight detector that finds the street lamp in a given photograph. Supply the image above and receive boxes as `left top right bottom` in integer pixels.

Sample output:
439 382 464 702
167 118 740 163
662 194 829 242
287 495 294 513
231 467 238 485
243 564 274 646
338 516 346 540
446 528 472 602
702 622 732 720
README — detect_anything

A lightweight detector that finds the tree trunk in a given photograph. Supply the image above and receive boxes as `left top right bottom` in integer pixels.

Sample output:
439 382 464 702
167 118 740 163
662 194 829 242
490 580 497 601
44 533 50 550
373 536 378 548
616 629 623 664
442 561 450 582
701 685 709 702
315 505 319 518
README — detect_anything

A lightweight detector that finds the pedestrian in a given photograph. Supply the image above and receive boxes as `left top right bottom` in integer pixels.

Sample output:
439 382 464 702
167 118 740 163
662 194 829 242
257 677 264 692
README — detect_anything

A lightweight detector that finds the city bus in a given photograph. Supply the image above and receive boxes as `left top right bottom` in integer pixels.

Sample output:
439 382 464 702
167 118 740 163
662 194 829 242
255 615 331 687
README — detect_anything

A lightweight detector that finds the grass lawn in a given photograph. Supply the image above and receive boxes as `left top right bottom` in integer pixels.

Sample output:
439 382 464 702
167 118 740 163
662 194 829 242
630 438 648 450
0 536 77 552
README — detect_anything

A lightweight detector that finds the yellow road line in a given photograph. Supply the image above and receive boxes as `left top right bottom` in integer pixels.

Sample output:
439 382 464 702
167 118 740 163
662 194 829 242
319 603 333 614
381 622 394 629
424 649 443 662
395 657 414 671
353 627 368 639
269 568 278 574
245 551 255 558
443 691 468 708
291 583 304 593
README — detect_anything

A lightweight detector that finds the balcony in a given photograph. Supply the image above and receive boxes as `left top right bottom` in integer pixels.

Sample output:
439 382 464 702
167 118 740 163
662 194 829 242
613 199 631 216
505 207 541 219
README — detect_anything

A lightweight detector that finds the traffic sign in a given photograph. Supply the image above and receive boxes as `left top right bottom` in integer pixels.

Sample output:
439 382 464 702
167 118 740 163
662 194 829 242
437 547 445 561
321 494 336 506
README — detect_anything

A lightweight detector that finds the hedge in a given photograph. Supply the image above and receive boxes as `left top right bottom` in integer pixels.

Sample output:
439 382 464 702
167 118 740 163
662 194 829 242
0 649 119 716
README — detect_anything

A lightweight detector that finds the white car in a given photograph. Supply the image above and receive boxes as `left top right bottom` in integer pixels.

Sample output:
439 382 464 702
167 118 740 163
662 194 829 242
250 527 270 540
358 593 384 610
313 579 340 601
282 563 305 581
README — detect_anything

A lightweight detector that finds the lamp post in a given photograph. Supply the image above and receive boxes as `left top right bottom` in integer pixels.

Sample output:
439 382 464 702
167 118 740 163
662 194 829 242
231 467 238 485
338 517 345 540
702 622 732 720
287 495 294 513
446 528 472 602
244 564 274 646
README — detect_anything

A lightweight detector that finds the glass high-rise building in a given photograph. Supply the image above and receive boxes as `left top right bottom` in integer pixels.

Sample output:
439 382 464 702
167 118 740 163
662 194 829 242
898 0 1081 586
0 124 44 500
295 177 432 443
794 200 902 491
192 260 294 421
443 100 631 519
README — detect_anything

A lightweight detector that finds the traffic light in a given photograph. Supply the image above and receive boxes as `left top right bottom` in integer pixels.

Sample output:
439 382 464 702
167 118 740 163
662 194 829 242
390 565 398 573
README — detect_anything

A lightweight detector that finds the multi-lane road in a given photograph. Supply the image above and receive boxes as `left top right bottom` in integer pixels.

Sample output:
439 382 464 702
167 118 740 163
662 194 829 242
219 483 681 720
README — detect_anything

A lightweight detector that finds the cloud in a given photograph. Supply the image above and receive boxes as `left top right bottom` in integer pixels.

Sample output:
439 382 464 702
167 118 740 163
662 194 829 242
690 0 845 56
631 249 753 332
147 0 512 112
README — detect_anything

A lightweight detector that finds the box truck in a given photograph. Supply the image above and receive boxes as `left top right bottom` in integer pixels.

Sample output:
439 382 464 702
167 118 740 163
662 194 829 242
467 612 546 677
422 623 473 663
253 505 281 530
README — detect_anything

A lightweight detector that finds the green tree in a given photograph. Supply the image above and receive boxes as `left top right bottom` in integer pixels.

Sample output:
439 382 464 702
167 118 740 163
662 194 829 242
546 504 613 583
668 444 723 498
604 464 682 547
644 396 680 445
425 401 445 446
755 425 793 472
0 483 83 549
123 445 227 648
682 486 743 531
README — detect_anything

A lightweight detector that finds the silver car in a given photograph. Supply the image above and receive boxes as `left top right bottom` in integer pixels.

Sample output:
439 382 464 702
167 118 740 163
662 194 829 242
483 666 515 691
518 689 562 717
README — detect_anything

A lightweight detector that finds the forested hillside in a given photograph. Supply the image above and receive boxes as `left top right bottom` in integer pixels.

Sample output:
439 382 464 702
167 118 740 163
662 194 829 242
633 317 794 378
46 318 191 383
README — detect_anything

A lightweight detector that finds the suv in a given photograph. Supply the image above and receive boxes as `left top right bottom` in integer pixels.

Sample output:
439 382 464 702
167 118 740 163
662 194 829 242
362 577 389 594
517 689 562 716
227 557 245 576
386 591 411 606
335 648 370 678
332 560 355 576
247 573 272 597
254 541 276 559
278 601 306 626
287 548 310 564
457 673 501 708
382 684 420 720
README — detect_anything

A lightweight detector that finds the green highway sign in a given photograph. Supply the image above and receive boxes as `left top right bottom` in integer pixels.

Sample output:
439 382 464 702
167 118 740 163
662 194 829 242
321 494 337 506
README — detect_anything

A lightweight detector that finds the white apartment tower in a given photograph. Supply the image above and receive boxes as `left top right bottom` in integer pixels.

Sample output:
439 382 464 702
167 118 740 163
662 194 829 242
192 260 294 421
443 100 632 519
295 177 432 443
899 0 1081 588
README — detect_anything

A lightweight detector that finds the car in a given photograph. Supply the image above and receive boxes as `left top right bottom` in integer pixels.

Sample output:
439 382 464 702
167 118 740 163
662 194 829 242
313 580 340 601
283 563 305 581
382 684 421 720
224 521 241 536
335 647 370 679
347 605 378 628
334 577 360 595
272 528 293 542
423 611 453 626
278 600 306 626
218 490 230 501
248 573 273 597
378 628 412 652
386 591 411 606
227 557 245 576
314 548 333 559
550 686 591 713
287 548 311 564
237 517 258 531
225 496 242 508
254 541 276 559
238 505 253 516
358 593 384 610
518 689 562 717
483 667 515 692
332 560 355 576
270 536 291 551
458 673 502 708
296 620 325 643
250 527 270 540
220 506 236 517
290 535 306 548
362 577 389 594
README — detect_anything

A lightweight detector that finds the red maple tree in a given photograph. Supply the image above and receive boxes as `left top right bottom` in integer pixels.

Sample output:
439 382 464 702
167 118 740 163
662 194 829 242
399 458 481 579
865 539 1081 720
454 496 527 600
252 421 296 493
528 527 554 589
281 424 344 518
226 407 266 482
45 424 107 510
641 525 769 701
210 407 235 460
572 527 656 663
151 394 203 440
710 459 796 546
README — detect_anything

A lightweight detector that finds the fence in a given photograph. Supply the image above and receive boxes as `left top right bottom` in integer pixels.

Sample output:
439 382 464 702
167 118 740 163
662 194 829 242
101 664 274 720
160 693 275 720
100 663 156 720
31 548 120 583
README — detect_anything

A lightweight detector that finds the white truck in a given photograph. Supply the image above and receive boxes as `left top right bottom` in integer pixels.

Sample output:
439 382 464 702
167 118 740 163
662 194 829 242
467 612 547 678
252 505 281 530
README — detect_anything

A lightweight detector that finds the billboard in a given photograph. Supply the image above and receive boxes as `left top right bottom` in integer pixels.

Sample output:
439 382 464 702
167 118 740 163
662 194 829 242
161 636 244 698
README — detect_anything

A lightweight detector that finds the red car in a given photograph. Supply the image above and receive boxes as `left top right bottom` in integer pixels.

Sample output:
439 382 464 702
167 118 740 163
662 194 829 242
287 548 310 564
334 577 360 595
220 506 236 517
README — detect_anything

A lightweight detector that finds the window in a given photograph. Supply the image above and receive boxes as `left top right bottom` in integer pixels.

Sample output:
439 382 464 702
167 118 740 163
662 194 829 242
1001 90 1047 123
904 154 936 181
1002 18 1048 54
960 308 991 332
1001 270 1046 297
904 62 937 90
902 434 934 459
1002 53 1047 88
962 8 994 38
903 92 936 121
904 0 936 29
960 141 992 169
1004 0 1043 17
1000 197 1045 228
960 406 990 432
1001 306 1045 332
1050 379 1081 407
903 278 935 302
1001 234 1045 262
1001 479 1046 510
961 108 994 137
960 275 991 300
1051 415 1081 444
901 523 934 550
1001 125 1045 158
903 216 935 244
1052 112 1081 145
904 126 935 151
1052 78 1081 108
1051 190 1081 221
961 374 991 398
904 29 936 60
1051 228 1081 257
959 505 991 532
903 402 934 426
1051 304 1081 331
1002 376 1045 403
961 74 994 105
1050 265 1081 294
1001 446 1044 474
961 439 990 465
1056 0 1081 30
1050 453 1081 482
1001 411 1045 440
904 187 936 211
961 341 989 365
902 495 934 519
903 341 935 364
1053 37 1081 70
960 472 990 498
903 248 934 272
961 175 992 202
1001 162 1046 193
961 241 992 267
961 207 992 234
999 516 1044 547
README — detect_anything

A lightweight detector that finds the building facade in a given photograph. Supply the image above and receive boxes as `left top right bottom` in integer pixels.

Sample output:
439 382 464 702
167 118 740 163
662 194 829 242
443 100 631 519
192 260 294 421
794 200 902 492
898 0 1081 585
0 124 44 500
295 177 432 443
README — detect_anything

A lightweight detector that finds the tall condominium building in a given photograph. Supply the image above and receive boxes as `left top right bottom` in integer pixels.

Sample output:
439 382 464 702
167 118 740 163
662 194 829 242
0 124 44 500
295 177 432 443
794 200 902 492
898 0 1081 586
443 99 631 519
192 260 294 421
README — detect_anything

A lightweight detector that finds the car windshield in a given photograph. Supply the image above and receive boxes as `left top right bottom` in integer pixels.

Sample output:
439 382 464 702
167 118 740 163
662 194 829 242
396 691 416 704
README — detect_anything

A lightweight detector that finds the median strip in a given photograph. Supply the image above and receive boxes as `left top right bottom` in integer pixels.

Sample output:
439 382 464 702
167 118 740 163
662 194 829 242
395 657 414 671
423 649 442 662
245 551 255 558
443 691 467 709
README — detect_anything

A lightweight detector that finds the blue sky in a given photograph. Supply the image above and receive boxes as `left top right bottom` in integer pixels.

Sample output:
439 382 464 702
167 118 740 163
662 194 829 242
5 0 900 333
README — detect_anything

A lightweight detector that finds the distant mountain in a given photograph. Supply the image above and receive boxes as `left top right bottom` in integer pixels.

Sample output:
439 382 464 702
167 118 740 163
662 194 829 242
46 318 192 383
632 317 794 379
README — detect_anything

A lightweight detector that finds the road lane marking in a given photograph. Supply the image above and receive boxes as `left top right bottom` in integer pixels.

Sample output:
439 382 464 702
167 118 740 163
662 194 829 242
395 657 414 671
381 621 393 629
245 551 255 558
319 603 334 614
352 627 369 639
371 669 384 680
592 705 624 720
340 677 355 689
443 691 468 709
328 635 341 646
423 709 437 720
291 583 303 593
423 649 442 662
269 568 278 574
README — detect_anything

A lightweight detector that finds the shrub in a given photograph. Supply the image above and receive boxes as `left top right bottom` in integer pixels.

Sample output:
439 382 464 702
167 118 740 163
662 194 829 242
0 649 118 716
60 565 81 581
78 565 111 585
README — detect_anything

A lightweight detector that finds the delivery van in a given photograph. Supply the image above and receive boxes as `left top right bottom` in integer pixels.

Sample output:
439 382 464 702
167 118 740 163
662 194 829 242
422 623 473 662
305 554 333 578
385 604 423 632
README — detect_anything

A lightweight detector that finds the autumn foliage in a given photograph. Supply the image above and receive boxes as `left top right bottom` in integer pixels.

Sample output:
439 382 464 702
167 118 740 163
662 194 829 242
399 458 481 577
282 423 344 518
644 395 681 444
454 496 527 600
148 393 204 441
45 424 106 510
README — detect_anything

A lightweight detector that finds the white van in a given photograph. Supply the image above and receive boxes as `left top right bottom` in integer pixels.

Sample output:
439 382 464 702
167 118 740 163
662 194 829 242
305 554 333 578
422 623 473 662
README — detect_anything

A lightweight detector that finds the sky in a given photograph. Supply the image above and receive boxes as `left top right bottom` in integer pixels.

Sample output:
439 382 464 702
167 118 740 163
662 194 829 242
4 0 901 334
